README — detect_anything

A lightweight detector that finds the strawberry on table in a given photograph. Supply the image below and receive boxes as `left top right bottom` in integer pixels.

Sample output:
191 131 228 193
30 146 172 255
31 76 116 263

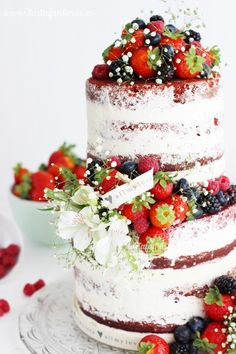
150 172 173 201
150 201 175 229
139 226 169 256
193 322 228 354
138 334 170 354
130 47 157 79
174 46 205 79
30 171 55 201
13 163 29 185
121 203 149 223
204 286 234 321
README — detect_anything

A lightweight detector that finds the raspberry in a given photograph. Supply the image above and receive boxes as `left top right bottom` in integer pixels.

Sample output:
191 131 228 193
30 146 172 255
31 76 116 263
92 64 110 80
133 217 149 234
0 265 6 278
23 283 36 296
138 156 160 174
34 279 45 290
0 299 10 313
5 244 20 257
206 179 220 196
147 20 165 34
0 248 5 259
106 156 122 169
217 176 231 192
2 255 16 268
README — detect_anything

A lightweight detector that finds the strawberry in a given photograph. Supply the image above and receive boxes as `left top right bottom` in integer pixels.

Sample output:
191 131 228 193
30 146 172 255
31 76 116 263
204 287 234 321
130 47 157 79
217 176 231 192
100 170 123 194
12 173 32 199
47 162 66 188
166 195 188 224
138 334 170 354
160 36 185 51
193 322 228 354
121 203 149 223
48 143 76 167
122 29 145 53
106 156 122 169
147 21 165 34
102 45 123 61
150 202 175 229
74 165 87 181
138 156 160 174
150 172 173 201
139 226 169 256
55 155 75 170
13 163 29 185
92 64 110 80
174 46 205 79
30 171 55 201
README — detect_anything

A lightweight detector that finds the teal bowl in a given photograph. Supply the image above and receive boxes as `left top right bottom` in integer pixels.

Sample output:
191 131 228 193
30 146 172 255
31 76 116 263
9 189 59 246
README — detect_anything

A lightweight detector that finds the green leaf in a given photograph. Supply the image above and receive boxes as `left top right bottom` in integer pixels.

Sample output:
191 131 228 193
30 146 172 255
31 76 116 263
45 188 70 202
209 45 221 67
59 142 77 163
160 179 167 189
193 333 217 354
147 47 161 71
204 286 223 306
60 168 79 195
13 163 22 174
121 22 133 41
154 171 174 185
38 163 47 171
163 26 185 40
146 236 168 256
138 341 155 354
156 204 175 226
185 46 205 74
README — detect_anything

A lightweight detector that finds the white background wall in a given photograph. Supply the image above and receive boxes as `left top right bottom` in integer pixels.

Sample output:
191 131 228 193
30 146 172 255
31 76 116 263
0 0 236 215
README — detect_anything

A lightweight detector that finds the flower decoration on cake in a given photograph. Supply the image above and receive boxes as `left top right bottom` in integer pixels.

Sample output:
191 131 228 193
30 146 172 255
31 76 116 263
92 13 221 84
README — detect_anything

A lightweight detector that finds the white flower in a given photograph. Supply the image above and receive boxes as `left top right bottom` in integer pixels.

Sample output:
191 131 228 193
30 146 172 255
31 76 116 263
71 186 98 206
94 219 131 267
57 206 101 251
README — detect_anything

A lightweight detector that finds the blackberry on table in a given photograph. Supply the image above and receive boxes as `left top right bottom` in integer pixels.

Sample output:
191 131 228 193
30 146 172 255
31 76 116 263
197 193 221 214
184 29 201 43
214 275 236 295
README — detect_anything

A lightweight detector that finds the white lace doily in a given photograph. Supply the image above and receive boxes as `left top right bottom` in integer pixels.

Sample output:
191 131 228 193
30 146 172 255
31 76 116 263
19 278 134 354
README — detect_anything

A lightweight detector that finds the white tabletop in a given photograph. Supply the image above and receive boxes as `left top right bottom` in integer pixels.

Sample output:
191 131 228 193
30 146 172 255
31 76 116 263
0 210 71 354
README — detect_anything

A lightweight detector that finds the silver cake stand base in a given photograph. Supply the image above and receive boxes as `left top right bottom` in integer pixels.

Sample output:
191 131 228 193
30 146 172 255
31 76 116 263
19 278 134 354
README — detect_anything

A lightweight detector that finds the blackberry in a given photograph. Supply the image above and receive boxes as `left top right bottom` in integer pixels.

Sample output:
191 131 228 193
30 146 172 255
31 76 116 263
156 64 175 83
189 345 198 354
87 159 104 182
170 342 190 354
166 24 177 33
198 193 221 214
160 44 175 61
145 32 161 46
184 29 201 44
174 325 192 344
214 275 236 295
228 185 236 205
200 64 211 79
150 14 164 22
216 190 230 207
109 60 133 82
131 18 146 29
174 178 190 194
192 207 204 219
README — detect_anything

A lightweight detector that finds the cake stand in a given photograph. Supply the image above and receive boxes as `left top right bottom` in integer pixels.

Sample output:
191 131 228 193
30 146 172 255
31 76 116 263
19 278 134 354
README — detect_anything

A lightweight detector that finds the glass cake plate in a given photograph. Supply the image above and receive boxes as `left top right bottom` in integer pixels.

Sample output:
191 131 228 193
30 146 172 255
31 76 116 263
19 277 134 354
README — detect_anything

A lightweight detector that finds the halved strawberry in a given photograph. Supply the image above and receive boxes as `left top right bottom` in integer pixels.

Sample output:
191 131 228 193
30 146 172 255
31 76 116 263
150 201 175 229
193 322 228 354
13 164 29 185
204 287 234 321
130 47 157 79
121 203 149 223
166 195 188 224
150 172 173 201
174 46 205 79
139 226 169 256
138 334 170 354
100 170 123 194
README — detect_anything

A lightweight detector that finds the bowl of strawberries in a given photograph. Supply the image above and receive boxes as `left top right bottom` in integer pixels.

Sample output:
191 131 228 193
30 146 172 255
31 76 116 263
9 143 86 246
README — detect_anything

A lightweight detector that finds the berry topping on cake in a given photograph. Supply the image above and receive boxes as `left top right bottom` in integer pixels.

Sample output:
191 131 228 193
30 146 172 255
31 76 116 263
147 20 165 34
145 32 161 46
204 287 234 321
119 160 137 178
133 217 149 235
174 325 192 344
150 172 173 201
187 316 206 333
102 45 123 62
193 322 228 354
124 29 145 53
92 64 110 80
198 192 221 215
150 202 175 229
138 335 169 354
100 170 123 194
206 179 220 196
167 195 188 224
130 47 157 79
184 29 201 44
131 18 146 30
149 14 164 23
121 203 149 223
170 342 191 354
214 275 236 295
174 46 205 79
217 175 231 192
139 226 169 256
138 156 160 174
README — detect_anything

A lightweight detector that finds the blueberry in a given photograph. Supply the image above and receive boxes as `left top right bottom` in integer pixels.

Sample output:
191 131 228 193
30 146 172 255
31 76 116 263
216 191 229 206
160 44 175 60
192 207 204 219
189 345 198 354
119 160 137 176
174 178 190 194
183 188 196 200
165 24 177 33
200 64 211 79
145 32 161 46
174 325 192 344
131 18 146 29
187 316 206 333
150 14 164 22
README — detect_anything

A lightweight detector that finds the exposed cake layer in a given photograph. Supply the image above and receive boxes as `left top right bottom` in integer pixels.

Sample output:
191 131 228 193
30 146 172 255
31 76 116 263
86 77 224 183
